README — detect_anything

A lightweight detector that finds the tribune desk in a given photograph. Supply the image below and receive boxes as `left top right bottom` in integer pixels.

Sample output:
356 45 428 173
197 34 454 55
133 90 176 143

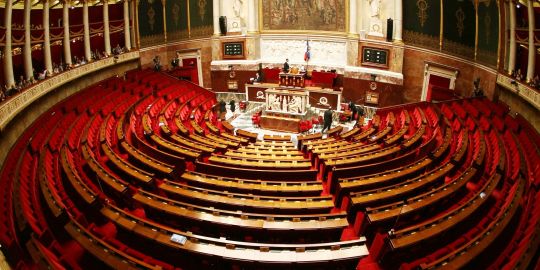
279 73 305 88
245 84 342 111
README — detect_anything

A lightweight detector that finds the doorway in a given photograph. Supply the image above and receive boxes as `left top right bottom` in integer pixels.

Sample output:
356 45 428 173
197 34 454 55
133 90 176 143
421 63 459 102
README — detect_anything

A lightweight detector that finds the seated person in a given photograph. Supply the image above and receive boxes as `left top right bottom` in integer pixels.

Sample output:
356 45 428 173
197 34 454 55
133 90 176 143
252 72 261 83
290 66 299 74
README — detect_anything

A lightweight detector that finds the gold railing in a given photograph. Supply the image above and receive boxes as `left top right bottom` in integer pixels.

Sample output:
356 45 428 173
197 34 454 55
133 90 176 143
0 51 139 131
497 74 540 111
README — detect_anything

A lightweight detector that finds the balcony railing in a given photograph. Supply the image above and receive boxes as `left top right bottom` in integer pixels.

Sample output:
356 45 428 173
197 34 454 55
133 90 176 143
0 50 139 131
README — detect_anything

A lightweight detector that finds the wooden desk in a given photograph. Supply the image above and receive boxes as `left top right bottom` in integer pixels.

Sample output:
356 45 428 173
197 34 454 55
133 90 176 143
260 115 300 133
279 73 305 88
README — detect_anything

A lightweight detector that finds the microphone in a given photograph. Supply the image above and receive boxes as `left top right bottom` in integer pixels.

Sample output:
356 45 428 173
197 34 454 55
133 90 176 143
389 201 406 236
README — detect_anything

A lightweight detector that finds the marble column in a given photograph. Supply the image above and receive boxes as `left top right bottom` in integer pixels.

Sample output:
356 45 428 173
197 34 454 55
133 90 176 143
103 0 111 55
3 0 15 87
394 0 403 41
247 0 257 34
43 0 53 74
130 0 137 48
24 0 33 80
123 0 132 50
213 0 220 35
83 0 92 61
356 0 363 38
508 0 516 74
349 0 357 36
63 0 72 65
526 0 535 81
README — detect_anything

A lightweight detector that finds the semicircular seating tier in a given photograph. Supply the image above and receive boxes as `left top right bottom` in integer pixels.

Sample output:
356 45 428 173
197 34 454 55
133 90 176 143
0 69 538 270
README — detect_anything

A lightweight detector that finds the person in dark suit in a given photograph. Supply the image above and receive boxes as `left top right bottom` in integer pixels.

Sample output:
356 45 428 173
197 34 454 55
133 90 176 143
283 59 290 73
219 100 226 114
229 100 236 113
349 100 357 121
322 108 333 133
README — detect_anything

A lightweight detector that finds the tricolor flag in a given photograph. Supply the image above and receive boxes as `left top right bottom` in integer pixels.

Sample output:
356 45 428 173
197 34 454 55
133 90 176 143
304 40 311 62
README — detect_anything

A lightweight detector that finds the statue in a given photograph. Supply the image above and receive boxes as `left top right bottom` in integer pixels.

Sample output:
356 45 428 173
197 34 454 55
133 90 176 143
288 96 301 114
369 0 381 19
233 0 243 18
269 94 281 111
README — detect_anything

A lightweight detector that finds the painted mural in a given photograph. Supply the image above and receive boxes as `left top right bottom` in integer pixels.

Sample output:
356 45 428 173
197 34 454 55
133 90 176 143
403 0 441 50
477 0 499 67
262 0 346 32
138 0 165 47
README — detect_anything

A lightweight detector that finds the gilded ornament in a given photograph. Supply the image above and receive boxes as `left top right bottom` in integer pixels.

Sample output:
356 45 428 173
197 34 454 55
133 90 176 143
484 13 491 45
198 0 207 21
455 8 465 39
417 0 429 28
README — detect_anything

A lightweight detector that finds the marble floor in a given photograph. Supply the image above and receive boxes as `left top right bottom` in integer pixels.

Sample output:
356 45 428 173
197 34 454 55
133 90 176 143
228 105 360 148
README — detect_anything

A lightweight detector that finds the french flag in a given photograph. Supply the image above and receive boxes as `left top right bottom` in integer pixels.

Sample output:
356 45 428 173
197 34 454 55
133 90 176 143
304 40 311 62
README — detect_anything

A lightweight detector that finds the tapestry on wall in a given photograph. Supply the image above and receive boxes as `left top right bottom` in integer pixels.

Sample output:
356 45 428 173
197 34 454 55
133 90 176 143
189 0 213 38
403 0 441 50
477 0 499 67
261 0 346 32
442 0 475 59
138 0 165 47
167 0 189 41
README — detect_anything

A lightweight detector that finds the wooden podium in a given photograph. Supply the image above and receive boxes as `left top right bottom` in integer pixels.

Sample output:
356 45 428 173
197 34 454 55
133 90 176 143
279 73 305 88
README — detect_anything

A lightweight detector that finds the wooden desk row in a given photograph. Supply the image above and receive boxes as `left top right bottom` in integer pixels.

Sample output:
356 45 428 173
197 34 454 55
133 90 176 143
349 162 455 211
388 173 502 251
65 220 161 270
334 157 433 207
159 180 333 215
101 142 154 187
80 143 128 195
150 134 201 161
170 134 215 153
133 190 347 235
421 177 524 269
224 150 306 161
352 127 376 141
236 146 300 155
195 160 318 182
180 171 322 197
101 204 368 266
60 146 98 204
364 167 478 235
119 141 178 179
323 145 402 168
384 123 409 145
209 154 312 170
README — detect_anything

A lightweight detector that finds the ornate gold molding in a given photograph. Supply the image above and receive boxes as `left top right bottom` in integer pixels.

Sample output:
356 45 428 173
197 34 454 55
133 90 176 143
0 51 139 131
